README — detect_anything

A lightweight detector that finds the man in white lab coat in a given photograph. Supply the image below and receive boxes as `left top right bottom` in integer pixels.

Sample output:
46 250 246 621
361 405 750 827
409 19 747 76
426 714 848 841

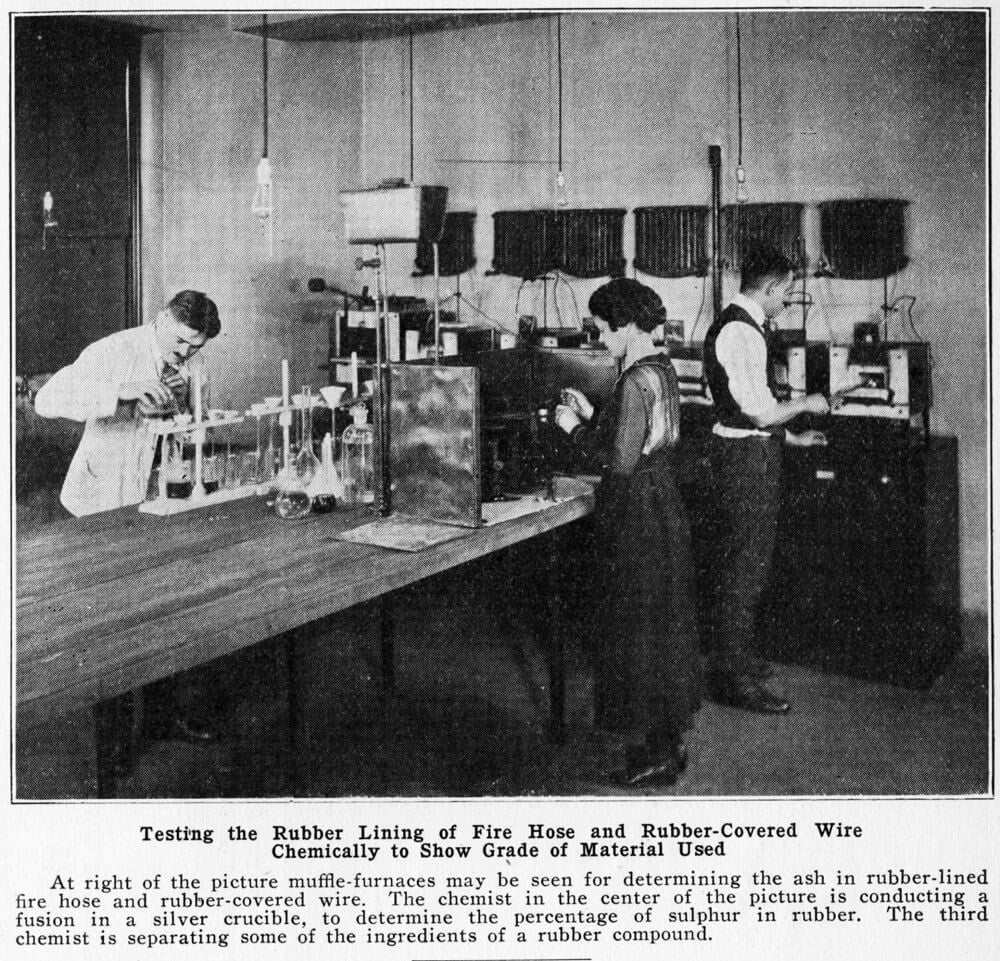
34 291 222 760
35 289 220 515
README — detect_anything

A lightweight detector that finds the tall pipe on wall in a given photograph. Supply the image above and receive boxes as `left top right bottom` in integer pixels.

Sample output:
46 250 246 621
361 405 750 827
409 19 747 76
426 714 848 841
709 145 722 323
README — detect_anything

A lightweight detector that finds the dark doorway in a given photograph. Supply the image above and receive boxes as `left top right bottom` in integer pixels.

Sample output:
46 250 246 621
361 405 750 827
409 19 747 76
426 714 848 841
14 15 142 531
14 16 141 378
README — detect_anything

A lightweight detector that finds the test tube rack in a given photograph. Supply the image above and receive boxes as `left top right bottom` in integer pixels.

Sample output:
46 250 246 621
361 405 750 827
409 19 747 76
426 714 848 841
139 413 256 516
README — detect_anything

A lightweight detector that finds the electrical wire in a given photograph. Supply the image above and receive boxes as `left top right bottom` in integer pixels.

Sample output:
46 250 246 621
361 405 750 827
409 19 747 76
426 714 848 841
262 14 268 157
556 14 563 172
444 293 513 335
735 12 742 167
688 275 710 343
514 278 529 328
408 29 415 183
554 272 581 328
550 273 563 328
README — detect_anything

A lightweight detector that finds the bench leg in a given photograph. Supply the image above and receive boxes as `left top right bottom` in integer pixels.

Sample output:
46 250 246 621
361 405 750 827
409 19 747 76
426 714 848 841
93 692 136 797
537 533 565 744
380 597 396 693
285 636 306 794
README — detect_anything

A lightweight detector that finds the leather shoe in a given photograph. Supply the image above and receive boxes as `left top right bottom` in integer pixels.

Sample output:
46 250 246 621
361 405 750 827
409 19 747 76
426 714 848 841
146 716 219 744
711 675 790 714
611 743 688 789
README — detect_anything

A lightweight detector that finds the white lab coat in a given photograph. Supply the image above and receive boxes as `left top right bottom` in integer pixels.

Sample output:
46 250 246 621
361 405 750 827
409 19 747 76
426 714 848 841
34 325 198 516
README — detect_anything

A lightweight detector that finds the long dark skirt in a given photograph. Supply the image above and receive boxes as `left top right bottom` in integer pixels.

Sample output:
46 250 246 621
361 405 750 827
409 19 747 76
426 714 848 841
591 449 702 747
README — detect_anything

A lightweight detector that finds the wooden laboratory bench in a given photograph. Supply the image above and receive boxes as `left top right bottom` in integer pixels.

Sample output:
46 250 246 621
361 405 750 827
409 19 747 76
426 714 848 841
17 481 595 790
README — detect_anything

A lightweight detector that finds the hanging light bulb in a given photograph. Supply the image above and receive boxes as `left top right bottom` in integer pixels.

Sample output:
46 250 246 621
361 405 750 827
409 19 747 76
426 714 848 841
251 13 274 257
553 15 568 208
42 191 57 250
735 165 748 204
734 12 749 205
555 169 569 207
252 156 274 257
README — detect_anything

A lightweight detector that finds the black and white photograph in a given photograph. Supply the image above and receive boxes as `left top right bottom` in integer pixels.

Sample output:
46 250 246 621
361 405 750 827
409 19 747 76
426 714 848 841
10 6 990 806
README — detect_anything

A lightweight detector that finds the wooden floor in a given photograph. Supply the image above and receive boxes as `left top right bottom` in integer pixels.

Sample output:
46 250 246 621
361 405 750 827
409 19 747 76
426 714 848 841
16 560 989 800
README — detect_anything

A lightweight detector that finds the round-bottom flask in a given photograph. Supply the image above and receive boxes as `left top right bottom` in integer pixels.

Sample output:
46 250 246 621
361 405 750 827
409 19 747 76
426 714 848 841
275 486 312 519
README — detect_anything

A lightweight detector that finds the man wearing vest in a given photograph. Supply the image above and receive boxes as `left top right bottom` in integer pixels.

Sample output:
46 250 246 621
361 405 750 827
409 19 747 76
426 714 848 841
702 247 829 713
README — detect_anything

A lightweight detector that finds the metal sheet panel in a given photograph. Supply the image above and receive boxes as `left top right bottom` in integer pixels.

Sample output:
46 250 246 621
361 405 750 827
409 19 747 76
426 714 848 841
388 364 482 527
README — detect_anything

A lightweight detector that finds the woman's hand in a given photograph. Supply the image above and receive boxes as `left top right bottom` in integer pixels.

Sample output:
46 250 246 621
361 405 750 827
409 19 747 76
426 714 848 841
560 387 594 421
555 405 582 434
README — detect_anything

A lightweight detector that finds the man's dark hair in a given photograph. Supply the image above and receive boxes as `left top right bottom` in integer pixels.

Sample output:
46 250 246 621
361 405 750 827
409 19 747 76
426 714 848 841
740 246 794 293
588 277 667 333
167 290 221 339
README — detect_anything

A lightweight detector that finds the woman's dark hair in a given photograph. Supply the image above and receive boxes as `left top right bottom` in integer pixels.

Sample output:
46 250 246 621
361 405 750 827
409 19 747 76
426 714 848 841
740 246 793 293
167 290 221 339
588 278 666 333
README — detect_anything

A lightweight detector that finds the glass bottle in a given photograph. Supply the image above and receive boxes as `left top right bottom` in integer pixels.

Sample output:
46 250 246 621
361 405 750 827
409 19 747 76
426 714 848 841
340 404 374 505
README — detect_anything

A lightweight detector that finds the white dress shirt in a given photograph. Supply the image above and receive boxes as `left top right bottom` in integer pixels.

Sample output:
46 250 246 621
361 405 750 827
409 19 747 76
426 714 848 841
712 293 779 439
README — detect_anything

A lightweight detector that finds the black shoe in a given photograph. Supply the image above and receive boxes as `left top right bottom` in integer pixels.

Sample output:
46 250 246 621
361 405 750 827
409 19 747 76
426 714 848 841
748 658 775 680
146 716 219 744
711 675 790 714
611 743 688 789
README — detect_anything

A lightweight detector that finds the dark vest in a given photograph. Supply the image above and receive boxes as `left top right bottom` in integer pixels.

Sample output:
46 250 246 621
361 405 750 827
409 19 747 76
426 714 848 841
703 303 780 432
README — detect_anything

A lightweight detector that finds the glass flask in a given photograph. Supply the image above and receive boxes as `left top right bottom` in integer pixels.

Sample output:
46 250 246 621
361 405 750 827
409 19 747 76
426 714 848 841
340 404 374 505
274 481 312 519
308 432 342 514
294 386 320 485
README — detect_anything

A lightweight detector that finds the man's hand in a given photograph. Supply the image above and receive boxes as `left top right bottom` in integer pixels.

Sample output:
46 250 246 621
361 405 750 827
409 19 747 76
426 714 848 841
120 380 175 415
804 392 830 416
560 387 594 422
159 366 187 406
785 429 828 448
555 405 582 434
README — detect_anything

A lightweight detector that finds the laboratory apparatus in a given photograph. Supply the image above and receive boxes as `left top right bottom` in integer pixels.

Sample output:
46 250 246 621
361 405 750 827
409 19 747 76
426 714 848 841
140 412 252 515
274 478 312 519
307 433 343 514
340 404 375 505
388 364 482 527
294 386 320 485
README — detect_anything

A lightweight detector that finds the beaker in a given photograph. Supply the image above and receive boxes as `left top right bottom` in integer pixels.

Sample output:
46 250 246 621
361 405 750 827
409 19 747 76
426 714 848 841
203 454 222 495
163 433 193 499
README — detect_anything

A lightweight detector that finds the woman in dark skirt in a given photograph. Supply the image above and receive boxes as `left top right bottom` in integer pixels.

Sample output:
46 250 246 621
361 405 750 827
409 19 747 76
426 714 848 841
556 278 701 788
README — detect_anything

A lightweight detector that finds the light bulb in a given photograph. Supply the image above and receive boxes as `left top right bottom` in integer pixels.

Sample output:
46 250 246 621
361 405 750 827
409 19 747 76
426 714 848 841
555 169 569 207
735 166 748 204
42 191 57 228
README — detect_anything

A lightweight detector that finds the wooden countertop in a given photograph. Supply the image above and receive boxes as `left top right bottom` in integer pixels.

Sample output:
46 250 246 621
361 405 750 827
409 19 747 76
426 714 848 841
16 483 595 729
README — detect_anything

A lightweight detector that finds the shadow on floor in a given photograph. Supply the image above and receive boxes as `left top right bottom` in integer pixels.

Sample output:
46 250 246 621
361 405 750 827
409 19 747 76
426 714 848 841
16 570 990 800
